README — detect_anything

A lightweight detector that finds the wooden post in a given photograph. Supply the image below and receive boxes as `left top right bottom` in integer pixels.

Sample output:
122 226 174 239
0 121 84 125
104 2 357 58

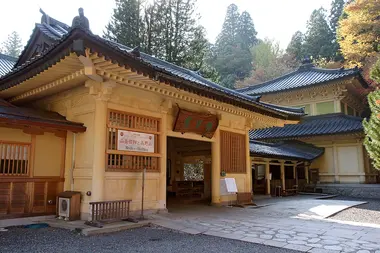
305 162 309 184
211 129 221 205
294 162 299 187
280 160 285 191
159 112 167 210
265 160 270 195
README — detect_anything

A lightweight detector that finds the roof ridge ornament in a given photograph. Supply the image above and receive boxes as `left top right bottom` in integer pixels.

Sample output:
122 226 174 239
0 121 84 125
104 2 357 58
129 46 141 57
298 56 315 71
71 7 90 30
40 8 50 25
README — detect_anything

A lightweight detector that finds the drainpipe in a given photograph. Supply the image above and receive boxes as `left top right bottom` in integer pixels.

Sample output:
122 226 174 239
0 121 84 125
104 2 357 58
71 133 76 191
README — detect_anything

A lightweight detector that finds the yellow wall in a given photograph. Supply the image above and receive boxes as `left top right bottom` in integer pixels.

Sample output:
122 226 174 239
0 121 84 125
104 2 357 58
34 133 64 177
0 127 31 143
309 139 366 183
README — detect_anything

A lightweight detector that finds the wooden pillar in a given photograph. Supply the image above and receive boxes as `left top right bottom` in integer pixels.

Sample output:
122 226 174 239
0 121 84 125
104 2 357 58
245 130 252 194
91 97 108 201
280 160 285 191
265 160 270 195
87 80 115 202
159 112 167 210
211 129 221 205
294 162 299 186
305 162 309 184
333 144 340 183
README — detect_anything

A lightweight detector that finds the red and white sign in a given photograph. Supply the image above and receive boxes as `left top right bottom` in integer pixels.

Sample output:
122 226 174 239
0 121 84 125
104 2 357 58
117 130 155 153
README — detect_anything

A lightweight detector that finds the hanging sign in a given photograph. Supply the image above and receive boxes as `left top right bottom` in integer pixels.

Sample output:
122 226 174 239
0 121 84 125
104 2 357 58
117 130 155 153
173 109 219 138
220 178 238 195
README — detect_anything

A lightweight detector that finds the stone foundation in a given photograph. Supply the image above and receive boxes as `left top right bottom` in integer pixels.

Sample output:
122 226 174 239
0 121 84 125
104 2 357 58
318 183 380 199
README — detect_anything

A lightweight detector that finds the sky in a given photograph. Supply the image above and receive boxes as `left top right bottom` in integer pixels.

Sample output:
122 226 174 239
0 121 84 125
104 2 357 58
0 0 333 50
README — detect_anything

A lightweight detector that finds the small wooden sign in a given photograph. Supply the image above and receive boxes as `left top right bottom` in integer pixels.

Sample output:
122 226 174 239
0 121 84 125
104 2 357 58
173 109 219 138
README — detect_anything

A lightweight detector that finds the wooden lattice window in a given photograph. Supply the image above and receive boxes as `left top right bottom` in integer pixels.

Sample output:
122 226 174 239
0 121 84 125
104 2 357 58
107 110 161 172
0 142 30 176
220 131 246 174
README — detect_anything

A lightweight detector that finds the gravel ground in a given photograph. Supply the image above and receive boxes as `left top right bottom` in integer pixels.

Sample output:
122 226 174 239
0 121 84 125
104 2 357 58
329 196 380 224
0 226 301 253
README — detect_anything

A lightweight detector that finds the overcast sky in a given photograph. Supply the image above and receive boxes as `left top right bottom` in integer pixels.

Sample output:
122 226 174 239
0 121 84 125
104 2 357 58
0 0 332 50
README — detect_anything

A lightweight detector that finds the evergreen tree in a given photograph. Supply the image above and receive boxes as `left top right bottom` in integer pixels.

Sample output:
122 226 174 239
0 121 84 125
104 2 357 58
214 4 257 88
286 31 304 61
2 31 23 57
303 8 334 60
363 59 380 170
338 0 380 67
329 0 345 61
104 0 143 47
237 11 258 48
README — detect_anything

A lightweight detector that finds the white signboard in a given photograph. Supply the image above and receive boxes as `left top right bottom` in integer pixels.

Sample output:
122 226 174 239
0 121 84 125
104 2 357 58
220 178 238 195
117 130 155 153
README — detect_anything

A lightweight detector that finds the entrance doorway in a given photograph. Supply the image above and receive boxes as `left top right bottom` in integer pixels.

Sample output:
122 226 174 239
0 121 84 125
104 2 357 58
166 137 211 209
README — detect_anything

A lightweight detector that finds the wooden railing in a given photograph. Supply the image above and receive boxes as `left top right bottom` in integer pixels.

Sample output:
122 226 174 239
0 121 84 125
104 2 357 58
89 199 132 222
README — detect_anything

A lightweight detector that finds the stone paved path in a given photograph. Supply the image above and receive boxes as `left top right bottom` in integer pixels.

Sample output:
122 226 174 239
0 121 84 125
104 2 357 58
152 197 380 253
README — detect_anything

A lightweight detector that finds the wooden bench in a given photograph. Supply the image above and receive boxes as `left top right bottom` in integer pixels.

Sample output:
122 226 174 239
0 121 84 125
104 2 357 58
87 199 132 226
282 185 298 197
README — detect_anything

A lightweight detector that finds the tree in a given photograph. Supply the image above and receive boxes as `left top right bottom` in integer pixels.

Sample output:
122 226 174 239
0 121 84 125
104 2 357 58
2 31 23 57
303 8 335 61
237 39 295 87
237 11 258 48
214 4 257 88
286 31 304 61
329 0 345 61
104 0 143 48
363 59 380 170
338 0 380 67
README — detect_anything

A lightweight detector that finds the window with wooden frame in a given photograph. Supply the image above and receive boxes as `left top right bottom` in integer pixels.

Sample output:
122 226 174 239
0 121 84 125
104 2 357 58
220 131 247 174
0 141 30 176
106 110 161 172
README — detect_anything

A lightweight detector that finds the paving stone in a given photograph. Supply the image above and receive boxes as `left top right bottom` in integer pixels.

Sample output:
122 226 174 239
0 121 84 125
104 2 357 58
343 242 360 248
273 238 287 242
283 244 312 252
308 238 321 243
264 230 275 235
307 243 323 248
321 239 340 245
356 250 371 253
240 237 265 244
293 236 309 241
275 234 291 239
309 248 341 253
278 229 296 235
263 240 287 248
324 245 343 251
259 234 273 240
297 232 319 238
180 228 201 235
232 231 246 235
245 233 258 238
203 230 244 240
287 240 307 245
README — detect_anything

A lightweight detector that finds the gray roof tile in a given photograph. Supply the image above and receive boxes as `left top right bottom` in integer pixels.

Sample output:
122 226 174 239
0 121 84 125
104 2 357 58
238 63 367 96
250 140 324 161
250 113 363 140
0 53 17 77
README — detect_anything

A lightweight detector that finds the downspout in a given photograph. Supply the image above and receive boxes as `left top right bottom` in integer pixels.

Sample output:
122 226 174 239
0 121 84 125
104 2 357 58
71 133 76 191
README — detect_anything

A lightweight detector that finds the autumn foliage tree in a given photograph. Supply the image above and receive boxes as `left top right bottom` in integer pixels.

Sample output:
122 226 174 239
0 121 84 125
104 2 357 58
338 0 380 67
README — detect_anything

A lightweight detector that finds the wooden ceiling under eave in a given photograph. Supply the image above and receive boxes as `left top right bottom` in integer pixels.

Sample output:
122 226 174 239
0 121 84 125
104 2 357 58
0 53 86 104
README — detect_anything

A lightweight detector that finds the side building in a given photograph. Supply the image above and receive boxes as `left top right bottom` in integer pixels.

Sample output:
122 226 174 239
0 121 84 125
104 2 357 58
238 61 380 198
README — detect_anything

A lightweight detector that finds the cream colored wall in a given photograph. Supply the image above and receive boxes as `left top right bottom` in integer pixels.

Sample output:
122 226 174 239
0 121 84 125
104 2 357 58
33 133 64 177
0 127 31 142
309 138 366 183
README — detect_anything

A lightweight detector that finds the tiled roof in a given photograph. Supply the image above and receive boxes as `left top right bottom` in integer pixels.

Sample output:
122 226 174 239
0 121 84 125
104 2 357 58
0 53 17 77
250 113 364 140
0 15 305 120
0 100 86 132
238 63 368 96
250 140 324 161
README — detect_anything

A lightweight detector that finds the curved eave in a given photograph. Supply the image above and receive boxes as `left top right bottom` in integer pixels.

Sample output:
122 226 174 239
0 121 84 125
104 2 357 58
0 28 302 121
251 130 363 141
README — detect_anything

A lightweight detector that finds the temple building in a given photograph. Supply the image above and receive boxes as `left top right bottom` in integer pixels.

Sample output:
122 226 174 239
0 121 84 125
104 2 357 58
0 9 304 220
238 61 378 196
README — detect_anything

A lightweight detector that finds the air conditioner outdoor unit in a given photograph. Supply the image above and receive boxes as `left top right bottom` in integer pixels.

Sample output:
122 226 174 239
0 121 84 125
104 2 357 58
56 191 81 221
58 197 70 220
